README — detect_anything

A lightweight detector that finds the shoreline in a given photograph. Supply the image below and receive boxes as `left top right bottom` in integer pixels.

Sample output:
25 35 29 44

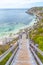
0 18 37 45
0 9 37 45
0 20 37 39
0 17 36 38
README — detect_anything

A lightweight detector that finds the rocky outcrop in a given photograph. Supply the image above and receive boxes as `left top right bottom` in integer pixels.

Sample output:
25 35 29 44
27 7 43 20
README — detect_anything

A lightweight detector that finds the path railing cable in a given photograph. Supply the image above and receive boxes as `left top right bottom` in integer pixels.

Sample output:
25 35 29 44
30 43 43 65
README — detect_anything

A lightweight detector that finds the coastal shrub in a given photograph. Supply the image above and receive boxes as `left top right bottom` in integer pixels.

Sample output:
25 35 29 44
0 37 18 55
37 36 43 51
37 52 43 63
0 52 12 65
38 28 43 33
29 7 43 62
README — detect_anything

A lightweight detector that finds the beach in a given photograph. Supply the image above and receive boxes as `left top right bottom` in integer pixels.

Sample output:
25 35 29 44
0 9 36 45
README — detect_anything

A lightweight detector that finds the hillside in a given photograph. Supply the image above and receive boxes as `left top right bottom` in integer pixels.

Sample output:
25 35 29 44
27 7 43 14
27 7 43 51
27 7 43 62
27 7 43 20
29 19 43 51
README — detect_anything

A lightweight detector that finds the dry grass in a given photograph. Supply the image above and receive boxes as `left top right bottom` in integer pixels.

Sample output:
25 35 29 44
0 44 10 55
0 37 18 55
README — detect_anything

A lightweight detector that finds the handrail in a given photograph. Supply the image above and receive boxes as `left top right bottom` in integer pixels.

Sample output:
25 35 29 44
0 42 18 62
30 47 43 65
5 46 19 65
30 43 43 65
30 43 43 56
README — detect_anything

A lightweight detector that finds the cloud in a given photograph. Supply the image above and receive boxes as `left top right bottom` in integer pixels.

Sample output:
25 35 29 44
0 0 43 8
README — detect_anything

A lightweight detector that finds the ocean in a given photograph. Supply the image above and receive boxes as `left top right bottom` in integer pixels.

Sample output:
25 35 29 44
0 9 35 37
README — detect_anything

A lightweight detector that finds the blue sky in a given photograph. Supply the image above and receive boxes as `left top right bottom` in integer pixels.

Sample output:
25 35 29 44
0 0 43 8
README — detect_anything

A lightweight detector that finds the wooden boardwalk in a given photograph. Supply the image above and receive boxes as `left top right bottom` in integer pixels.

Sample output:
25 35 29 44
11 33 37 65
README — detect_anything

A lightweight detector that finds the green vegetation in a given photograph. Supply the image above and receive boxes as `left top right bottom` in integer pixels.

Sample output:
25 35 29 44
37 52 43 63
0 43 18 65
0 44 10 55
0 36 18 65
0 37 18 55
28 7 43 62
29 19 43 62
0 52 12 65
29 19 43 51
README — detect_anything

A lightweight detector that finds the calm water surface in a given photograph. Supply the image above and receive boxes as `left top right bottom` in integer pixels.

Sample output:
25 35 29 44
0 9 35 36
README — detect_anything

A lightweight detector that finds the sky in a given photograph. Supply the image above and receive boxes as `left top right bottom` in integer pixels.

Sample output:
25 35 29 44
0 0 43 8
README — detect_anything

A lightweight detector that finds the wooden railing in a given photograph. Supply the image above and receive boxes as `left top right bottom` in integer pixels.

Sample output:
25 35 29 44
30 43 43 65
0 42 19 62
5 46 19 65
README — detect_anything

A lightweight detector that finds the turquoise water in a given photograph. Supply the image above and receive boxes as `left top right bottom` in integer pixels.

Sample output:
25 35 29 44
0 9 35 36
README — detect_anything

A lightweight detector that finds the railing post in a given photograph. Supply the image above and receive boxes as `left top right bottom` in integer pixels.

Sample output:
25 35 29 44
29 43 43 65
